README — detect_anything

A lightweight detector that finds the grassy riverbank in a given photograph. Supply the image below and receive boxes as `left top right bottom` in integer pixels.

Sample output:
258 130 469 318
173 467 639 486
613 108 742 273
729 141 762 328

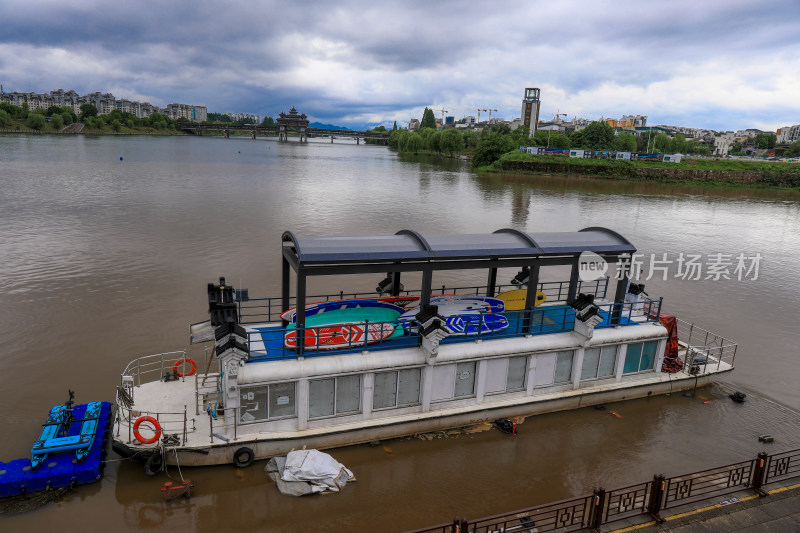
490 152 800 189
0 120 187 135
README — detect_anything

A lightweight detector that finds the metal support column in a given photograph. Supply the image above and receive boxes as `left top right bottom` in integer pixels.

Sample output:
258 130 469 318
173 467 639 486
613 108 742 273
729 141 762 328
391 271 402 296
522 264 540 334
295 271 307 356
611 259 630 326
647 474 666 523
420 268 433 307
486 267 497 297
281 256 291 325
566 258 580 303
751 451 769 496
590 487 606 532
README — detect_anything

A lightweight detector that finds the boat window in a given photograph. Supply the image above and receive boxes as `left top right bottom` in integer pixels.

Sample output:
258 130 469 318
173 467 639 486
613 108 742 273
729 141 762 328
309 379 335 418
640 341 657 371
309 375 362 419
581 346 618 380
454 361 477 398
431 364 457 401
506 356 527 391
486 356 528 394
374 368 421 410
336 375 361 414
398 368 421 406
485 359 509 394
269 382 296 418
554 351 574 383
239 386 268 422
623 341 659 374
239 382 296 423
373 371 398 410
598 346 618 377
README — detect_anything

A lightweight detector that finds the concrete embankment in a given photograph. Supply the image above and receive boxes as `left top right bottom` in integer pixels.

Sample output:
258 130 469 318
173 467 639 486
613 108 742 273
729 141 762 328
499 160 800 188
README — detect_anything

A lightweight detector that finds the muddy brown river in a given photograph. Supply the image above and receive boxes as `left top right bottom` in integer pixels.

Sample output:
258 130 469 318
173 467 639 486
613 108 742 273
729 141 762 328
1 135 799 531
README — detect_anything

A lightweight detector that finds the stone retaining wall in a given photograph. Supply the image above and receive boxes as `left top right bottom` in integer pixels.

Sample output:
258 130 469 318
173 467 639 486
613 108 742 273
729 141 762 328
500 160 800 187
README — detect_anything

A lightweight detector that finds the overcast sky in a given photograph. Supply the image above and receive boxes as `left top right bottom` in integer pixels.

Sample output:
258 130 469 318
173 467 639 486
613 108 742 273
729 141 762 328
2 0 799 131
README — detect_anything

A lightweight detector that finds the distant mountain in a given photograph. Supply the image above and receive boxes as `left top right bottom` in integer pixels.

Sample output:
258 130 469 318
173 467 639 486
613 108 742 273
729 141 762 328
310 122 351 130
309 121 397 131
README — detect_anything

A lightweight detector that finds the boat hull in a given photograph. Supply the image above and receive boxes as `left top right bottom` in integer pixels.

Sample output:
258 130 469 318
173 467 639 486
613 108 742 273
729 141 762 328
113 368 728 467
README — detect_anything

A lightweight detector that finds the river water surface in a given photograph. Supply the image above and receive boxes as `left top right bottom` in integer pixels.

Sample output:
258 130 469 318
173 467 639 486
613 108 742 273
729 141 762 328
1 135 799 531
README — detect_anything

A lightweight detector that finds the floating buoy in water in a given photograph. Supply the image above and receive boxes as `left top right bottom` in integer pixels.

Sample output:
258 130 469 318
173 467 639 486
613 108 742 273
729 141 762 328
609 410 622 419
702 400 711 404
120 156 123 161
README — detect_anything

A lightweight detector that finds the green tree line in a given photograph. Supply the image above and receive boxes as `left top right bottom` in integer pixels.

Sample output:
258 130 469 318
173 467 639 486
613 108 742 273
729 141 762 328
0 102 182 132
385 110 720 169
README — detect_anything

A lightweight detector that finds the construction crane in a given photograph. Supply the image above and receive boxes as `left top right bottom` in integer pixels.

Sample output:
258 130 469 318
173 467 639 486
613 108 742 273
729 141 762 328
485 109 498 121
541 111 567 124
431 108 448 125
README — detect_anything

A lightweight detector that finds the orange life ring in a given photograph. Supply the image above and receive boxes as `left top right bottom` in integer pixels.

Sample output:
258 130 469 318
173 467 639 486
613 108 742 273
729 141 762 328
133 415 162 444
172 358 197 377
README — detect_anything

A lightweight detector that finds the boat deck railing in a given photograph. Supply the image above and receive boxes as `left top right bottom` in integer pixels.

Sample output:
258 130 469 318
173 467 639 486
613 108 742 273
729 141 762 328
116 347 221 446
245 297 663 362
237 278 611 325
119 348 219 391
676 318 738 373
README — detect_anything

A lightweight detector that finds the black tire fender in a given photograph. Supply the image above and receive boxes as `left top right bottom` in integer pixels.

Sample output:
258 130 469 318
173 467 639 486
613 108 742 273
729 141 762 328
233 447 255 468
144 452 164 476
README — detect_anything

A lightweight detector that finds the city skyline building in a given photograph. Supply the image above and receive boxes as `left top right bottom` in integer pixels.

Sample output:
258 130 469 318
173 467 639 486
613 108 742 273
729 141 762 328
521 87 541 136
0 87 206 121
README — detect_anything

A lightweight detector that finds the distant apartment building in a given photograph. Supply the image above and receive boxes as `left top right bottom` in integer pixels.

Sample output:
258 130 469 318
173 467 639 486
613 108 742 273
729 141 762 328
777 124 800 144
164 103 208 122
114 99 160 119
408 118 420 131
713 131 736 156
735 128 765 138
0 87 204 120
607 115 647 130
48 89 82 113
621 115 647 128
606 118 635 130
463 115 477 125
83 92 116 115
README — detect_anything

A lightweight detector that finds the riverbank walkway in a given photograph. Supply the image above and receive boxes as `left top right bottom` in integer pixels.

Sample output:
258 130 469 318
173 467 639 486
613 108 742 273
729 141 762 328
608 481 800 532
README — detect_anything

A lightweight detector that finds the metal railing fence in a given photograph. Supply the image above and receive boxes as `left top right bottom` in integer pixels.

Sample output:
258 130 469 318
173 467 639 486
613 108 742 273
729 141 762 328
237 279 611 325
676 318 738 372
407 448 800 533
244 298 662 362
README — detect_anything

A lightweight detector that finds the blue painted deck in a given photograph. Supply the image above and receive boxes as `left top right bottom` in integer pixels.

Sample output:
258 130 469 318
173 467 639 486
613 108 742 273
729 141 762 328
248 305 638 362
0 402 112 498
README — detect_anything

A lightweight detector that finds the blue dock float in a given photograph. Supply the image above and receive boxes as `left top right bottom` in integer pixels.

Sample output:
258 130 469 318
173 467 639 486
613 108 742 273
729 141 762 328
0 402 112 498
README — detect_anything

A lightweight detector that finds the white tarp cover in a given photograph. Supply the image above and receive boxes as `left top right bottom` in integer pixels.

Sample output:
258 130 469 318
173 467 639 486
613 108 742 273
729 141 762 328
265 450 354 496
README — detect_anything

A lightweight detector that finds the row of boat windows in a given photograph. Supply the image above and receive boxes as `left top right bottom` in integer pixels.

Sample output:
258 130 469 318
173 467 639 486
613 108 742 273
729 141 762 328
238 340 659 423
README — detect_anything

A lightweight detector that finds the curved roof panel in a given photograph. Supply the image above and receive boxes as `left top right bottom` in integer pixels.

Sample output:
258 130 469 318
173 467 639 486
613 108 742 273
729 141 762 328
282 227 635 265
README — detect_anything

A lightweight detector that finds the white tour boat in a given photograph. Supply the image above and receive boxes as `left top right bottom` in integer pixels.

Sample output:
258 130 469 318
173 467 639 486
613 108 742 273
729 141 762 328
111 228 736 470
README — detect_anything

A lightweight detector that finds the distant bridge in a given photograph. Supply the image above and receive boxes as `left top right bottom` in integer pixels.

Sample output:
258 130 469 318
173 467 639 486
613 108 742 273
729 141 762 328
179 122 390 144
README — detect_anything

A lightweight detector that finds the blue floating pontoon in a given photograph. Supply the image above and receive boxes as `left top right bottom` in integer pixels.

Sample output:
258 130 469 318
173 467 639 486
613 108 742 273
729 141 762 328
0 401 112 498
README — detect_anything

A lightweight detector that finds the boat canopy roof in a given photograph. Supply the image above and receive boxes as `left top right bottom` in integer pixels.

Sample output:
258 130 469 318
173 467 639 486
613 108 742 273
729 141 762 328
280 228 636 349
282 227 635 267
